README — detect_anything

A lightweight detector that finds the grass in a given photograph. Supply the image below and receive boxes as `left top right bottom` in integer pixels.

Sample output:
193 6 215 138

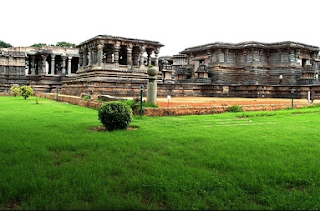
1 96 320 210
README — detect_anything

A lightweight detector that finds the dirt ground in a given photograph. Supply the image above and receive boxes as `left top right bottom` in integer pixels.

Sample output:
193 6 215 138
156 97 312 108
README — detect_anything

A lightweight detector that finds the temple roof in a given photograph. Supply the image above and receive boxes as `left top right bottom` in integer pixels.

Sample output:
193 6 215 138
180 41 320 54
78 34 164 47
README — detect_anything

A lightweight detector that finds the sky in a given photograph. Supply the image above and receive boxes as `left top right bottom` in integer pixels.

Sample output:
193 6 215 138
2 0 320 56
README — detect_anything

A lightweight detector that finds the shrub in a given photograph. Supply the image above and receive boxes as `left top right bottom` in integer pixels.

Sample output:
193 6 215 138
10 86 20 97
143 101 159 108
83 95 90 100
123 99 137 110
98 101 133 131
20 85 34 100
228 104 243 113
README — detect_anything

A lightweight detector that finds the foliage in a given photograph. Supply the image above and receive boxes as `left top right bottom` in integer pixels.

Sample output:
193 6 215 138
143 101 159 108
123 99 137 110
97 98 106 102
82 95 91 100
98 101 133 131
20 85 34 100
56 41 77 48
35 98 39 104
0 40 12 48
30 43 48 47
228 104 243 112
10 86 20 97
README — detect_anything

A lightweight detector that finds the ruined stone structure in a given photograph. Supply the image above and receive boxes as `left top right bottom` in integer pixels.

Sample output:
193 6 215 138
1 36 320 100
176 41 320 85
0 46 79 92
60 35 164 97
77 35 163 76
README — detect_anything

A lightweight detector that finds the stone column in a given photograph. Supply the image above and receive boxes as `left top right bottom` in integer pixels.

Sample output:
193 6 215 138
133 50 139 66
147 66 158 105
289 49 296 64
224 49 229 63
88 49 92 66
31 56 35 75
41 55 47 75
113 44 121 65
107 50 113 63
154 49 159 66
82 50 87 68
93 49 97 64
67 56 72 75
79 53 83 69
61 55 66 75
139 46 146 67
51 55 55 75
97 44 104 67
127 45 133 66
147 48 153 66
278 49 282 63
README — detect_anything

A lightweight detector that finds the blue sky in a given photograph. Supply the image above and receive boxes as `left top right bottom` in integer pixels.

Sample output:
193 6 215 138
2 0 320 56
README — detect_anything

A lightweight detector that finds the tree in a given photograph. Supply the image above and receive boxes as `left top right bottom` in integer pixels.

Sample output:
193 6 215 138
20 85 34 100
56 41 77 48
30 43 48 47
0 40 12 48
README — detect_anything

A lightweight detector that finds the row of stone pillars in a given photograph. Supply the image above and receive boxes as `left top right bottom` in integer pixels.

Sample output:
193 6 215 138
28 55 73 75
80 44 159 69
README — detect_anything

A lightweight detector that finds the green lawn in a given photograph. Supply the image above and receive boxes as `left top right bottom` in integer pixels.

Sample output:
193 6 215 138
1 96 320 210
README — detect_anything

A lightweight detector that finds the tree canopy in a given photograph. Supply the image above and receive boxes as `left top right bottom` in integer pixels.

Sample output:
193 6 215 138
30 41 76 48
55 41 77 48
30 43 48 47
0 40 13 48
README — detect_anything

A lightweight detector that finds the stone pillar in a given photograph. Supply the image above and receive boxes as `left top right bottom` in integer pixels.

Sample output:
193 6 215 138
67 56 72 75
289 49 296 64
93 49 97 64
139 46 146 67
127 45 133 66
224 49 229 63
147 66 158 105
88 50 92 66
278 49 282 63
79 53 83 68
147 48 153 66
107 50 113 63
97 44 104 67
61 55 66 75
82 50 87 68
31 56 35 75
51 55 55 75
113 44 121 65
41 55 47 75
133 50 139 66
154 49 159 66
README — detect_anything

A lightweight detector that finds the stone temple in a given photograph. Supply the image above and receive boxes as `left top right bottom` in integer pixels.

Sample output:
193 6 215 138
1 35 320 99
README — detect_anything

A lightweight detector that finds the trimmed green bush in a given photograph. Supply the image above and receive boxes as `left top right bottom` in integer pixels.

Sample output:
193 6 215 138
20 85 34 100
228 104 243 112
98 101 133 131
10 86 20 97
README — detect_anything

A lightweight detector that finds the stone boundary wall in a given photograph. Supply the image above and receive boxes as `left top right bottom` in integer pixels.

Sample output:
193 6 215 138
140 103 309 117
31 93 311 117
57 79 320 99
